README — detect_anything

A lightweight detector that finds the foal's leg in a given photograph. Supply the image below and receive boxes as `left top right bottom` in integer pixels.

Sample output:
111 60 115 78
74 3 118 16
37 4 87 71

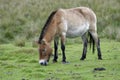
80 34 88 60
53 39 59 62
61 35 66 63
89 31 102 60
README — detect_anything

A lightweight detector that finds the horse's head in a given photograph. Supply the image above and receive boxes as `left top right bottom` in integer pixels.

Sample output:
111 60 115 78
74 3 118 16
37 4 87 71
38 39 52 66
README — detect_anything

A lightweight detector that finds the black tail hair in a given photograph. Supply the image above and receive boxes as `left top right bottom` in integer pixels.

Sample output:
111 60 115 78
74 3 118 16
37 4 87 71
88 32 95 53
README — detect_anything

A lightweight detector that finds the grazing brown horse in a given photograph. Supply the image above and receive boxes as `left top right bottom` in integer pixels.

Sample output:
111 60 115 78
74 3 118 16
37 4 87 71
38 7 102 66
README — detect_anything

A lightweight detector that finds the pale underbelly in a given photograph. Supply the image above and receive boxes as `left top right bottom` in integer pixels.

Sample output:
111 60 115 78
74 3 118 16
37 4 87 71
66 24 89 38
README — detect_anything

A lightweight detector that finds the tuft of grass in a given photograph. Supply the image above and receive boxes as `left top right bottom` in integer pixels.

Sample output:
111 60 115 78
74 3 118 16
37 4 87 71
14 36 26 47
101 26 120 41
32 37 38 48
115 28 120 41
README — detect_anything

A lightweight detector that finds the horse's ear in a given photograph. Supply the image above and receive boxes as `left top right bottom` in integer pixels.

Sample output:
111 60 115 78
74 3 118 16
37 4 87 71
41 39 47 45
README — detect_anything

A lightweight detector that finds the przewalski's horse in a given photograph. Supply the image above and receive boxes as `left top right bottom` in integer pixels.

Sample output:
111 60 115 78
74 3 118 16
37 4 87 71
38 7 102 66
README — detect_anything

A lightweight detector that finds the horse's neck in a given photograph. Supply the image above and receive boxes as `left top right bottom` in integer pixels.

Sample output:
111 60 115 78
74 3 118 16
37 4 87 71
43 26 56 44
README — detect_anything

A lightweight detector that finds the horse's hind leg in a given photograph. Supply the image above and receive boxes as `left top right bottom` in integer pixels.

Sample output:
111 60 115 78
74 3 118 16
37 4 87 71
97 38 102 60
53 39 59 62
89 31 102 60
80 34 88 60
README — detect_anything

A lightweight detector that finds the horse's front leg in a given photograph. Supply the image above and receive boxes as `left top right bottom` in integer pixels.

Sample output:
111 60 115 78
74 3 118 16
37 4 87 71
53 39 59 62
61 34 66 63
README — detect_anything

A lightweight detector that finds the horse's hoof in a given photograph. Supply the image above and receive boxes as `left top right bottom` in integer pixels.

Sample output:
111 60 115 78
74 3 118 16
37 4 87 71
53 60 57 63
98 57 102 60
80 58 85 60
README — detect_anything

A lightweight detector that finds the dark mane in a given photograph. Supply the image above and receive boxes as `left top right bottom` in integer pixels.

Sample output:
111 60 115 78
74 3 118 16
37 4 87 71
38 10 57 44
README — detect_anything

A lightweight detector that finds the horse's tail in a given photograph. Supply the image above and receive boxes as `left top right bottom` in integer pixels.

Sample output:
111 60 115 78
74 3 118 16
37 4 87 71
88 32 95 53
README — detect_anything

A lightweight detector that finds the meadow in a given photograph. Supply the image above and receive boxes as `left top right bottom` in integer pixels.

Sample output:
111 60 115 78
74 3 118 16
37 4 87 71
0 0 120 80
0 39 120 80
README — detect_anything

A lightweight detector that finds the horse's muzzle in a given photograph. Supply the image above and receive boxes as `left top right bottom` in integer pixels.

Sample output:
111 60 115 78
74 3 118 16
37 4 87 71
39 59 48 66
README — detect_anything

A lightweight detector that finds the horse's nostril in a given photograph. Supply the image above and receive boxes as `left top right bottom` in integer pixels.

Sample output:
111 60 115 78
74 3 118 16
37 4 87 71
44 62 47 66
40 62 43 65
40 62 47 66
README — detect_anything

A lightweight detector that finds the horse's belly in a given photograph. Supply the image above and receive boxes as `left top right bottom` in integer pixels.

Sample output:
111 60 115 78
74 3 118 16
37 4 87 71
66 23 89 38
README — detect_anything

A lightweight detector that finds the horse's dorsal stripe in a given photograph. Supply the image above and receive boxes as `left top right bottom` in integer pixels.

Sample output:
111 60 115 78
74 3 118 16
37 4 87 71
38 10 57 44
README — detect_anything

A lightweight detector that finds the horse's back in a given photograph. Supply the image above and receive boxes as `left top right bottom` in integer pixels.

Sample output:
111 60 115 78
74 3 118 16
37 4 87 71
75 7 97 31
57 7 96 23
55 7 97 37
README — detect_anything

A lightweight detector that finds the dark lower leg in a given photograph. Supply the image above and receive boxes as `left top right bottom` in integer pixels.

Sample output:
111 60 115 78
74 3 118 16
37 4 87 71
61 43 66 62
81 38 88 60
89 31 102 60
97 38 102 60
81 48 87 60
53 40 58 62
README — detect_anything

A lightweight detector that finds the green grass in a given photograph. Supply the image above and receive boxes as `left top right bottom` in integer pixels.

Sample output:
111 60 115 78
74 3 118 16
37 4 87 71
0 39 120 80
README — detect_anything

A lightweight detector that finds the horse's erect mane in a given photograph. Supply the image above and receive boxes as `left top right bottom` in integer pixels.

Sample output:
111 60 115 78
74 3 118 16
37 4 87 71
38 10 57 44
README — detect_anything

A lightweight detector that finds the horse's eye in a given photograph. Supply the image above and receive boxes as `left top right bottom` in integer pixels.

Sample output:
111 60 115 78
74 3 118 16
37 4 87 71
42 48 46 52
42 48 47 55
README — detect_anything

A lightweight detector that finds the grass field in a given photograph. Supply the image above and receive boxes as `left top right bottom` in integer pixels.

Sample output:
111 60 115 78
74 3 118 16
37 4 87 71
0 39 120 80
